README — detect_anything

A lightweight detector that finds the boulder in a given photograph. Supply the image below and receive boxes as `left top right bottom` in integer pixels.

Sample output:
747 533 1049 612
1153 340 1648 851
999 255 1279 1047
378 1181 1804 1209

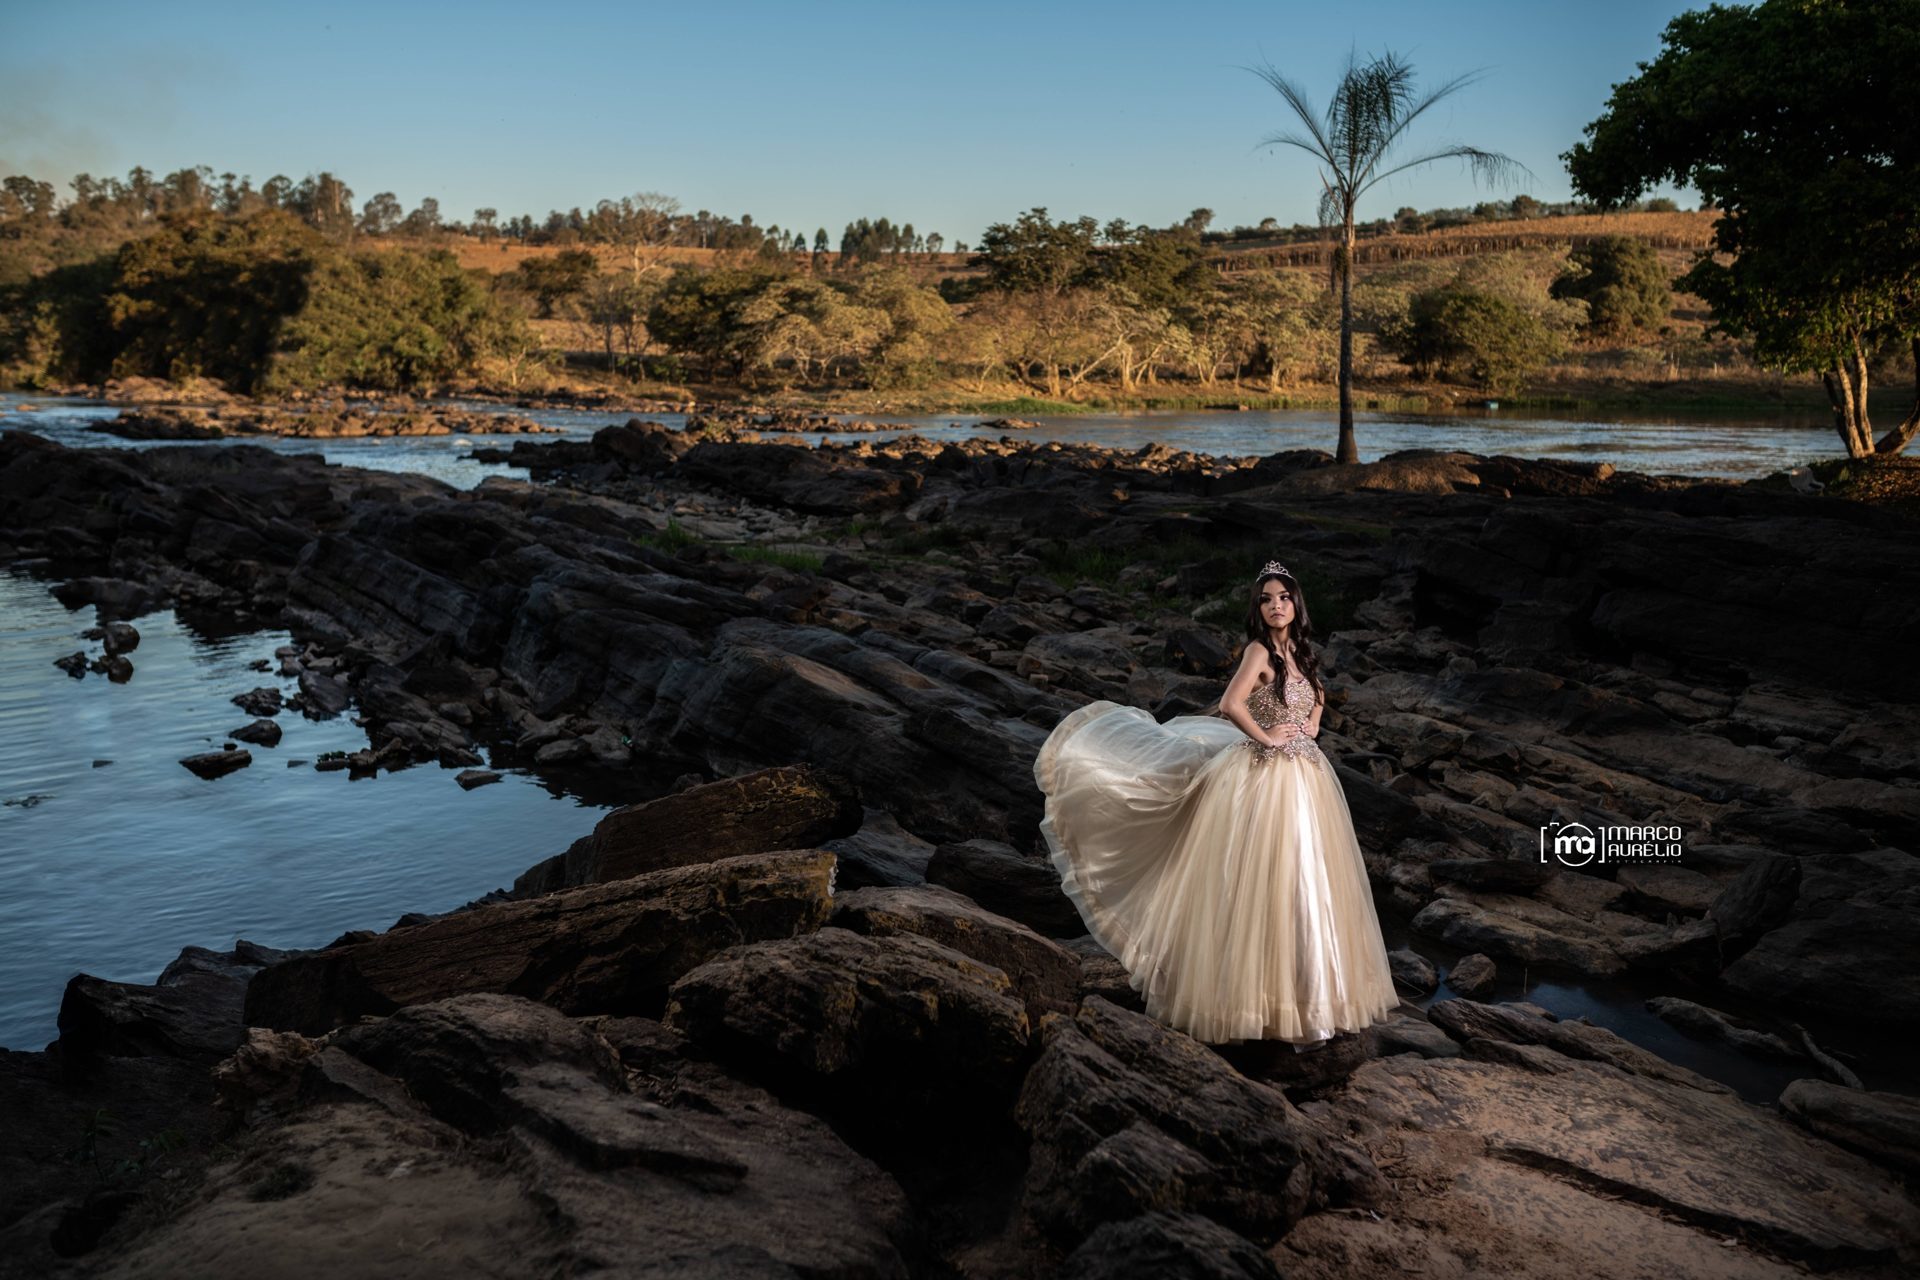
1014 996 1346 1251
515 763 861 895
228 718 282 747
664 926 1032 1121
830 883 1082 1021
927 838 1088 939
1061 1211 1281 1280
1445 953 1497 997
1778 1078 1920 1177
245 849 837 1036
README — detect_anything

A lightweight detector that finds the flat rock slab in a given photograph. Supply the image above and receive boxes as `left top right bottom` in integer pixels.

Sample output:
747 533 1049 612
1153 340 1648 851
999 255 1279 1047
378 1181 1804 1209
158 994 920 1277
245 849 838 1036
1300 1048 1919 1274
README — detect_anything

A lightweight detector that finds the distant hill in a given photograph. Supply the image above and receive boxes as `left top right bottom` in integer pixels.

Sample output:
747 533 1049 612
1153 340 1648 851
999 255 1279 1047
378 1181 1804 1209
1214 210 1718 274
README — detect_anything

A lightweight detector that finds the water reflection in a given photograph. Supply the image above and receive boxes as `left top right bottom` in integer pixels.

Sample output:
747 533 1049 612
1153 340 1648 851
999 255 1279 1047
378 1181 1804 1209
0 571 608 1050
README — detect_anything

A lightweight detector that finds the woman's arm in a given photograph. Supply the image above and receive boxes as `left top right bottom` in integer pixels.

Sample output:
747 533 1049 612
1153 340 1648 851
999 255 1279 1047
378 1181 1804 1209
1305 688 1325 738
1220 643 1283 748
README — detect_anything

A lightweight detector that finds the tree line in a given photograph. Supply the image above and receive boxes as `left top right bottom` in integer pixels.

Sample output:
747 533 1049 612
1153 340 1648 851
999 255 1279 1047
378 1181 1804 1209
0 190 1679 401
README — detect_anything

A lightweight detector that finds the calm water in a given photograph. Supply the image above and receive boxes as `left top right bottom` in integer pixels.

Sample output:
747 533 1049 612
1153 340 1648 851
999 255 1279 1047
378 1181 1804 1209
0 396 1873 1096
0 572 605 1049
0 395 1839 483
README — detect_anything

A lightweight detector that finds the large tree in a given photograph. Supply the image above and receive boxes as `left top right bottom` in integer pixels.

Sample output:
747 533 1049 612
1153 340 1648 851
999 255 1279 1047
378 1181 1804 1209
1252 52 1520 463
1565 0 1920 458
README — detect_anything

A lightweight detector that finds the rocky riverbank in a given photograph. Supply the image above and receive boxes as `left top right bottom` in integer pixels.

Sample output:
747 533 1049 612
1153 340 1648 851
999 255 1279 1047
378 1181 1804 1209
0 420 1916 1277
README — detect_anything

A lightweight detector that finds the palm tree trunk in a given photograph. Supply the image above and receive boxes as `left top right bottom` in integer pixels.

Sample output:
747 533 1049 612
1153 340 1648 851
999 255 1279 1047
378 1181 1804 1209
1336 223 1358 464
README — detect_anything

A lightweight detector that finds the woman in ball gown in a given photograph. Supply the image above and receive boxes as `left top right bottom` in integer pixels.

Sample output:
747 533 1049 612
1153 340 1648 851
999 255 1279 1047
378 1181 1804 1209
1033 561 1400 1048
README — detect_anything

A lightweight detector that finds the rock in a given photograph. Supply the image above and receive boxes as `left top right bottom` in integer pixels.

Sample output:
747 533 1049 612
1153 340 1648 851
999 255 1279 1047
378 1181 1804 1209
245 849 837 1036
1707 852 1801 942
296 668 351 717
107 1000 920 1277
1778 1078 1920 1177
1014 996 1344 1252
55 942 287 1063
514 763 862 896
230 686 283 717
1061 1210 1281 1280
228 718 282 747
50 576 161 619
100 621 139 654
1366 1012 1462 1060
1719 848 1920 1032
53 651 86 677
927 838 1087 939
830 882 1082 1021
1615 863 1719 915
1446 953 1497 997
1294 1046 1920 1275
1163 628 1234 676
1644 996 1800 1061
1063 936 1148 1013
180 748 251 779
89 653 133 682
1410 892 1637 977
1427 999 1730 1094
454 768 501 790
664 926 1032 1124
1387 948 1437 994
1428 858 1553 893
531 736 589 764
821 808 937 888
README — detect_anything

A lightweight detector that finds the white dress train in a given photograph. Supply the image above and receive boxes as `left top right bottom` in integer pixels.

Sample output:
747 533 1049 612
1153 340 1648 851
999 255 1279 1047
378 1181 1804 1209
1034 674 1400 1045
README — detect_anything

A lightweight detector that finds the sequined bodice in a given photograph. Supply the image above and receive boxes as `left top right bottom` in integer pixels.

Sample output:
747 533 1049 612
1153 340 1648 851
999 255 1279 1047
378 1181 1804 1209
1246 674 1313 730
1243 673 1321 764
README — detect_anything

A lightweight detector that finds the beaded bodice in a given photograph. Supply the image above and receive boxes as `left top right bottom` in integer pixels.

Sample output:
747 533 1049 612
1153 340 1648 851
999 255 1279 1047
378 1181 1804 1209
1244 673 1321 764
1246 674 1313 729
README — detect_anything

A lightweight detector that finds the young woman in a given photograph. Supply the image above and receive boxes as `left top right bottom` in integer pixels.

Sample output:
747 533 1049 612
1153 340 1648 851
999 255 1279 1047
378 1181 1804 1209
1033 561 1399 1048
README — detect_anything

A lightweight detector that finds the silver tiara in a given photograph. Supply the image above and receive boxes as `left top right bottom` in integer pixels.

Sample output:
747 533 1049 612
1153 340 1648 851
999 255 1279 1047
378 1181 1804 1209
1254 560 1290 582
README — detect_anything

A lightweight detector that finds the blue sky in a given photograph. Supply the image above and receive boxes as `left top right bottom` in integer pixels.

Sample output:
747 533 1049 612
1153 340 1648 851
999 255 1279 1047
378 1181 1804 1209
1 0 1698 241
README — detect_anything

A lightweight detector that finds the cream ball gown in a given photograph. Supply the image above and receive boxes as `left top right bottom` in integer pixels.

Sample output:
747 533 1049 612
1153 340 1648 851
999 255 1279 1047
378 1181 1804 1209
1034 672 1400 1046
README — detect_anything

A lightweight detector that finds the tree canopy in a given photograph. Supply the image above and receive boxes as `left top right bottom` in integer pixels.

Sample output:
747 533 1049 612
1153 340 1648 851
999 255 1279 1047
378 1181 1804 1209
1564 0 1920 457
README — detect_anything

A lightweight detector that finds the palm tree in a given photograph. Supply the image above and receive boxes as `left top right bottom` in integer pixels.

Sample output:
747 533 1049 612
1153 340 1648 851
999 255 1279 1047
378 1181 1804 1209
1250 52 1523 463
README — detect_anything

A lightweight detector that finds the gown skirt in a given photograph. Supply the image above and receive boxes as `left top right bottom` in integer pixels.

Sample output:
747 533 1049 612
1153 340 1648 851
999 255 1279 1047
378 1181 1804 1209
1033 680 1400 1045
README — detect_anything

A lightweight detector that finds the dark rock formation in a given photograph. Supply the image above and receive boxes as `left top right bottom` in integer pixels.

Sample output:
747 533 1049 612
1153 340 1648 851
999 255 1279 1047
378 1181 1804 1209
245 850 837 1036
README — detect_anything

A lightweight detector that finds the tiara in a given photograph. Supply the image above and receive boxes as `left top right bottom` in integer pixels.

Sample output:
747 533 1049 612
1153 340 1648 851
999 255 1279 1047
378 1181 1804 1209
1253 560 1290 582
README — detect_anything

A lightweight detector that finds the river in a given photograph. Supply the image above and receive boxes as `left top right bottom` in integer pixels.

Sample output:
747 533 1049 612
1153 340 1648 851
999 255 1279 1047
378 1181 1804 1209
0 397 1870 1099
1 395 1839 484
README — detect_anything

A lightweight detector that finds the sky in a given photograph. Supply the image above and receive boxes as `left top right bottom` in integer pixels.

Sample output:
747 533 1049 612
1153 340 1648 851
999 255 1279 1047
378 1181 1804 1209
0 0 1699 242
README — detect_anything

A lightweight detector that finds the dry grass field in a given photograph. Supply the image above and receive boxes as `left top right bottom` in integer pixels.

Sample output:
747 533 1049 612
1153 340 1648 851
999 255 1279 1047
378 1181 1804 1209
1217 210 1718 272
443 211 1715 285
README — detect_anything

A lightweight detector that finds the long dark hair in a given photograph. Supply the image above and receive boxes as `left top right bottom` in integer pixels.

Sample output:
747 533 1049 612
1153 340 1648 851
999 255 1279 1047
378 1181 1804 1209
1243 570 1323 704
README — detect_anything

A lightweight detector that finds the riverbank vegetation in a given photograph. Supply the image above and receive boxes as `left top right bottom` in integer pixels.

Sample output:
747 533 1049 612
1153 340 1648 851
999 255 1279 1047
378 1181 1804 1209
0 178 1772 405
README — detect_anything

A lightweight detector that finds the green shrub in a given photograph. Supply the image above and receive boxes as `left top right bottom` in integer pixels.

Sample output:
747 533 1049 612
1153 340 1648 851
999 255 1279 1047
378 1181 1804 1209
1550 236 1673 338
1391 284 1566 391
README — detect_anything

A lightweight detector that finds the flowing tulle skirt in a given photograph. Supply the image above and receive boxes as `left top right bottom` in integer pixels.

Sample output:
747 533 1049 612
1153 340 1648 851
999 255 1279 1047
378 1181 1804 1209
1034 700 1400 1045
